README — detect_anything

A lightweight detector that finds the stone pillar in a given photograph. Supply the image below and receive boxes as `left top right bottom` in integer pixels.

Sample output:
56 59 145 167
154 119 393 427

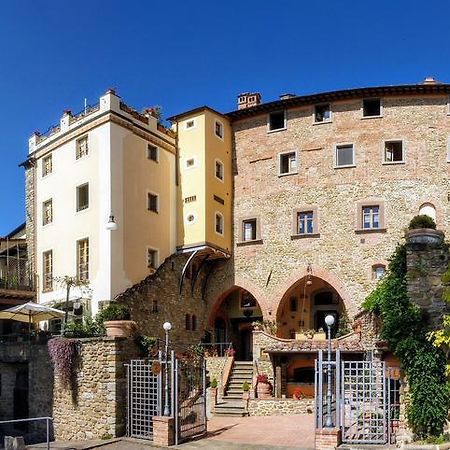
406 234 449 327
152 416 175 447
314 428 341 450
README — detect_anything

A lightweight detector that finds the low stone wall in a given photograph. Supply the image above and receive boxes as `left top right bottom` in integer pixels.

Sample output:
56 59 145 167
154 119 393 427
53 337 139 440
206 356 227 383
248 398 315 416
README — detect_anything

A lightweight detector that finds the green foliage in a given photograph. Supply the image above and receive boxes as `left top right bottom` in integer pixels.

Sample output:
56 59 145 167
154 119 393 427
64 318 102 337
242 381 250 392
135 335 158 356
336 311 351 337
363 243 450 439
210 377 218 389
408 214 436 230
97 303 131 322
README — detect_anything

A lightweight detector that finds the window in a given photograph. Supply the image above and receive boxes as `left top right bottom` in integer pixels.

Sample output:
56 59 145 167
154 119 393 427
243 218 257 241
372 264 386 280
297 211 314 235
147 248 157 269
268 111 286 132
76 183 89 212
185 119 195 130
147 144 158 162
314 104 331 123
192 315 197 331
76 136 88 159
214 195 224 205
215 160 224 181
77 238 89 281
289 296 298 312
419 203 436 222
43 250 53 291
241 291 257 309
384 140 404 163
279 151 297 175
293 367 315 384
363 98 381 117
43 199 53 225
215 120 224 139
335 144 355 167
215 212 224 235
362 206 380 229
42 154 52 176
185 157 196 169
185 314 191 330
151 300 158 313
147 193 158 213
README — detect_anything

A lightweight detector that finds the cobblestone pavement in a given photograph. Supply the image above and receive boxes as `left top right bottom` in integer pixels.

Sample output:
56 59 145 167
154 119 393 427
28 414 315 450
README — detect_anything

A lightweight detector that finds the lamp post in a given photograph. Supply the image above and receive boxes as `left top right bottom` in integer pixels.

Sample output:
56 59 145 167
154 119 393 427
325 314 335 427
163 321 172 416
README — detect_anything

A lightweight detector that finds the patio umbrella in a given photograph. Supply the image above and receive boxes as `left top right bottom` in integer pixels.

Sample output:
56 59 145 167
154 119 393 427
0 301 65 333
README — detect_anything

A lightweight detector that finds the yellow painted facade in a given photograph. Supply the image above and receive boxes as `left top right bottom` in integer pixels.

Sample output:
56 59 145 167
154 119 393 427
175 108 232 255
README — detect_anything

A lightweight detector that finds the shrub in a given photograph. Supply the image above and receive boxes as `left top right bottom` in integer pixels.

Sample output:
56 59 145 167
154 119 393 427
242 381 250 391
256 373 269 384
97 303 130 322
135 335 158 356
408 215 436 230
64 318 102 337
210 377 218 389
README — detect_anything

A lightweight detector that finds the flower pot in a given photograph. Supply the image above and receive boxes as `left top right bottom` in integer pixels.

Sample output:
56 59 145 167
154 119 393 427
313 332 326 341
210 387 218 407
406 228 444 246
104 320 137 338
256 382 272 399
242 391 250 401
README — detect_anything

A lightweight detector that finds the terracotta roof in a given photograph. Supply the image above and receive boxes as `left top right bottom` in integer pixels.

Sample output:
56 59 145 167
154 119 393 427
265 332 365 353
226 83 450 120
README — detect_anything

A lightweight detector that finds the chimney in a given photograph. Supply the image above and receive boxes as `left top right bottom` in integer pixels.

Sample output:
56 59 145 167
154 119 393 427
237 92 262 110
421 76 440 85
279 93 296 100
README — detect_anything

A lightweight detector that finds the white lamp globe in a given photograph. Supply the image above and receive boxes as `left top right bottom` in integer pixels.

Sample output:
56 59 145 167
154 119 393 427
106 215 118 231
163 322 172 332
324 315 335 327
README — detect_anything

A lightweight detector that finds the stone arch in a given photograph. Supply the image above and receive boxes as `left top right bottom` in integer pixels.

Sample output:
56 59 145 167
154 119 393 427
271 265 353 318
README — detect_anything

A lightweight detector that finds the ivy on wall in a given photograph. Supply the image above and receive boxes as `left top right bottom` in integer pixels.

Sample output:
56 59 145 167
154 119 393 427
363 244 450 439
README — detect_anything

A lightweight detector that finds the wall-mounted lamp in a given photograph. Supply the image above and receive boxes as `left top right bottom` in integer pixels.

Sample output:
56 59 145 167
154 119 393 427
306 263 313 286
106 214 118 231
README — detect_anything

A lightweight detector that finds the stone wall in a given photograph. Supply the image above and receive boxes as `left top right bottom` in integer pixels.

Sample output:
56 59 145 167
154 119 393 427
116 253 233 349
232 95 450 321
248 398 315 416
205 356 227 384
0 342 53 444
53 337 139 440
24 163 35 273
406 239 450 327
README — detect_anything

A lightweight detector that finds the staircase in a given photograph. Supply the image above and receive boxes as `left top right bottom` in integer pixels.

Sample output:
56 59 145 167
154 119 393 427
213 361 253 417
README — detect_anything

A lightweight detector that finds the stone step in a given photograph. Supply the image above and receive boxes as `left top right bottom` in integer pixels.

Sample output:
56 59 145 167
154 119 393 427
222 394 243 399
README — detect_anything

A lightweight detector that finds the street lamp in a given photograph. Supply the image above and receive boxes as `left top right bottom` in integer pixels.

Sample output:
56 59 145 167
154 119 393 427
325 314 335 427
163 321 172 416
106 214 118 231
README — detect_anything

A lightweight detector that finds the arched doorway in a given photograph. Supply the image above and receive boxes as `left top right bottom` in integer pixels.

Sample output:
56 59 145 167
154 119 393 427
210 287 263 360
276 276 347 339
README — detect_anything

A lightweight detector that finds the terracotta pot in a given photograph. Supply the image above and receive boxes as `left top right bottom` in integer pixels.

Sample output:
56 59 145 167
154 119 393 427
406 228 443 246
256 382 272 399
104 320 137 338
242 391 250 401
210 387 218 406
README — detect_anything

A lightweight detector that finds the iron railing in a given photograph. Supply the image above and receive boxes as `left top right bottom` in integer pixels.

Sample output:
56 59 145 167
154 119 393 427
199 342 232 357
0 416 53 450
0 255 34 291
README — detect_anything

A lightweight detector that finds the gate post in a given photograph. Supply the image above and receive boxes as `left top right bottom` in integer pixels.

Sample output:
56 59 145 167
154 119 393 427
152 416 175 447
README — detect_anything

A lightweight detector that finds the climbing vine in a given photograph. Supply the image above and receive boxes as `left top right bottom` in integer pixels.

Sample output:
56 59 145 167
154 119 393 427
363 244 450 439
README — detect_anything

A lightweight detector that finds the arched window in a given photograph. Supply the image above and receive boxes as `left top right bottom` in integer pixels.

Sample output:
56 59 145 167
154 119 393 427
185 314 191 330
192 315 197 331
419 203 436 222
372 264 386 280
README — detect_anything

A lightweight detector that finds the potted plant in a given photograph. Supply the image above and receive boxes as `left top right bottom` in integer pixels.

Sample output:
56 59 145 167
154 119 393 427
242 381 251 401
406 215 443 245
210 377 218 406
292 387 305 400
256 373 272 399
98 303 136 338
225 347 236 358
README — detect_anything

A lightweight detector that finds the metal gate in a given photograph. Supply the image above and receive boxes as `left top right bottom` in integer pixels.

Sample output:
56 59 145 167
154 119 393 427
341 360 387 444
174 356 207 444
126 357 165 439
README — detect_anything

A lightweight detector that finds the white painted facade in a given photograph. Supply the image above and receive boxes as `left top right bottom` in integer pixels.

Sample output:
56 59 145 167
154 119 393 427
30 91 177 315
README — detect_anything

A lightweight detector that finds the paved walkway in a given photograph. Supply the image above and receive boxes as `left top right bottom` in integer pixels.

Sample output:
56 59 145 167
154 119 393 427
28 414 315 449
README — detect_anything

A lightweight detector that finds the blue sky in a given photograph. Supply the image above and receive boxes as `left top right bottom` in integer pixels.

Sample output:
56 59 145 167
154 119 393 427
1 0 450 235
